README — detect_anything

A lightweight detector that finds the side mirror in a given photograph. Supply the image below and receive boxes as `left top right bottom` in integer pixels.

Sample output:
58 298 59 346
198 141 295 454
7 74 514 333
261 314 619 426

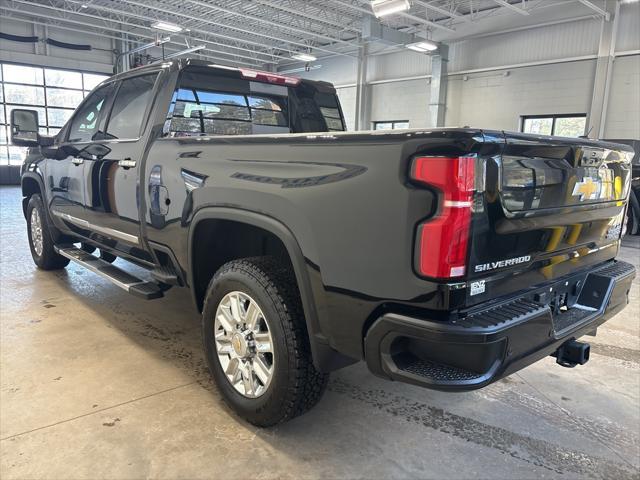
10 109 40 147
10 109 54 148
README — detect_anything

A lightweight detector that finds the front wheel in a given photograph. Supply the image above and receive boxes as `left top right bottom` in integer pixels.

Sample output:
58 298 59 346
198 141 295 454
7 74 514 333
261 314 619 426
26 194 70 270
202 257 328 426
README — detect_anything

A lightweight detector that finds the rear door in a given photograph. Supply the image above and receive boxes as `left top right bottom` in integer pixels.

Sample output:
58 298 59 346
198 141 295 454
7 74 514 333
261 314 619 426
81 72 159 261
467 133 633 304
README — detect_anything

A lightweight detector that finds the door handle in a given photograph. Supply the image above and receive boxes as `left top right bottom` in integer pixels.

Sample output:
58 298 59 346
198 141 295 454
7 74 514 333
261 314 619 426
118 158 137 169
72 158 84 166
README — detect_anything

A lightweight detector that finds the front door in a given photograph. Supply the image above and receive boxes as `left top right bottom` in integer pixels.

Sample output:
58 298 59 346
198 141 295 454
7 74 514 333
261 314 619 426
47 82 116 236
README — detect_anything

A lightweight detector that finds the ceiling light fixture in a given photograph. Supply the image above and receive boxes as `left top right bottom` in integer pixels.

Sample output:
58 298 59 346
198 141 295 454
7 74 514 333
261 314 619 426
371 0 410 18
291 53 317 62
151 21 183 33
406 40 438 52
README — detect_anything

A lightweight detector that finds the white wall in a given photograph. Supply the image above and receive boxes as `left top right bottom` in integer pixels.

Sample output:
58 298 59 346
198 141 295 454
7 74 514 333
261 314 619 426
0 21 115 74
604 55 640 139
445 60 596 131
370 79 431 128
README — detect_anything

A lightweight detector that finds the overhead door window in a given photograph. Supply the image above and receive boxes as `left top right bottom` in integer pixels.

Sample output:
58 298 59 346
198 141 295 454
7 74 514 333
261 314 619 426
521 114 586 137
106 74 157 140
0 62 109 164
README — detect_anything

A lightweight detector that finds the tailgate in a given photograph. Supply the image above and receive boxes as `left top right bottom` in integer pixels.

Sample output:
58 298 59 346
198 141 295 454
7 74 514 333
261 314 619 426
466 132 634 305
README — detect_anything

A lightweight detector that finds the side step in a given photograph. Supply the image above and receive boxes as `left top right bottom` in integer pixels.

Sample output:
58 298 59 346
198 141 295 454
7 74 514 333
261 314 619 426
55 246 164 300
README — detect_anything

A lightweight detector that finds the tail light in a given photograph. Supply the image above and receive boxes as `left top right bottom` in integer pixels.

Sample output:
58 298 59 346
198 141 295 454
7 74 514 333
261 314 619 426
411 156 475 279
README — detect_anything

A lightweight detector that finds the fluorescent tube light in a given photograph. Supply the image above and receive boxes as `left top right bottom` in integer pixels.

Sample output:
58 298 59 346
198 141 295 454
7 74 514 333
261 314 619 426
291 53 317 62
406 40 438 52
165 45 205 59
151 21 183 33
371 0 410 17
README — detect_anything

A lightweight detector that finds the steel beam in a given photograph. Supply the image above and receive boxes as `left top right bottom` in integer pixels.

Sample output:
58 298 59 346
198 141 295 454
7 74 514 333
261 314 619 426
492 0 530 16
588 0 618 138
578 0 610 20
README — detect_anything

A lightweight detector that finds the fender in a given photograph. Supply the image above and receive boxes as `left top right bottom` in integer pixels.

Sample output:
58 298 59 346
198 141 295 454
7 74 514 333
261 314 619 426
20 171 46 218
188 206 356 372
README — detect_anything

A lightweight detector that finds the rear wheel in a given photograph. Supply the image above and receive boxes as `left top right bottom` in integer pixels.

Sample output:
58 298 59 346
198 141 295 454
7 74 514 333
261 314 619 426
202 256 328 426
26 194 70 270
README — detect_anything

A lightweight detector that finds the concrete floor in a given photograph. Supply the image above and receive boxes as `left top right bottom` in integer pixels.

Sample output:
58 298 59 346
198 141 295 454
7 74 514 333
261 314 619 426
0 185 639 480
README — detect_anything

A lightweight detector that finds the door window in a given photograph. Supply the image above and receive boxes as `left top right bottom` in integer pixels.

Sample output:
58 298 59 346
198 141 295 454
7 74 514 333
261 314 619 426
67 83 115 143
106 74 157 140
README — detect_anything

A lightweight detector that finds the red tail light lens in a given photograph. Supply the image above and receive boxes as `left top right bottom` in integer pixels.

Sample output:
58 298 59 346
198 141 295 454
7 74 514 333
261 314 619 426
411 156 475 279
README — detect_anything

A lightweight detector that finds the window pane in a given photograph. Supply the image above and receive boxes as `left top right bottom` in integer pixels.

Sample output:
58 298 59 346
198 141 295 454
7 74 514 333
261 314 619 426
197 91 246 106
0 146 7 165
251 109 286 126
326 117 344 131
553 116 586 138
6 105 46 126
374 122 393 130
319 107 341 120
8 146 27 165
0 106 5 124
83 73 109 91
394 122 409 129
522 117 552 135
3 64 43 85
4 84 45 105
203 119 252 136
169 117 202 134
0 126 6 144
176 88 197 101
47 88 84 108
48 128 61 136
45 69 82 89
106 74 156 139
206 104 250 121
248 96 282 111
47 108 74 127
67 83 115 142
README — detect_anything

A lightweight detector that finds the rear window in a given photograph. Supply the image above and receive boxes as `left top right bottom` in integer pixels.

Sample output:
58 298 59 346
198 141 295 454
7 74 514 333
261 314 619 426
164 71 289 137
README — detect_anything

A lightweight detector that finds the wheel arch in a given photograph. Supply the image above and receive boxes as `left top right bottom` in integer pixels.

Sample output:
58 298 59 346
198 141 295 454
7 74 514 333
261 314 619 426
21 173 45 218
188 207 351 372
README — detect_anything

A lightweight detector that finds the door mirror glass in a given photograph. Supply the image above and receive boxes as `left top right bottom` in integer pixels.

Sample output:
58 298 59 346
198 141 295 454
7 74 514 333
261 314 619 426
10 109 40 146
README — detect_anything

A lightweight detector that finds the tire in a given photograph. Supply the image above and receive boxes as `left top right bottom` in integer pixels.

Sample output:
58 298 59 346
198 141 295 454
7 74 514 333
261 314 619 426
202 256 329 427
26 194 70 270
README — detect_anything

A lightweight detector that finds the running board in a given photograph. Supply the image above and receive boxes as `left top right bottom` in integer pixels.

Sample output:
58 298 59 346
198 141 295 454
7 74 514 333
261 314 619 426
55 246 164 300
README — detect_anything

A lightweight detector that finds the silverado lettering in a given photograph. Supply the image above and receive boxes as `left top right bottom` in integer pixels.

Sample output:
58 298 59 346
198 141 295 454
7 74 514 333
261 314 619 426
474 255 532 273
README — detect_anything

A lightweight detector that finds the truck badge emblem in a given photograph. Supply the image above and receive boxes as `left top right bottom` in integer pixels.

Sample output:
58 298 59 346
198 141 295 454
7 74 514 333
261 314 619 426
572 177 600 201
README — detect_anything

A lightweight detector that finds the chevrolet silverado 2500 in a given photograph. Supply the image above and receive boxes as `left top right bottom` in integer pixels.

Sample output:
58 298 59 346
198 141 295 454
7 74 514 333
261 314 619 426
11 59 636 426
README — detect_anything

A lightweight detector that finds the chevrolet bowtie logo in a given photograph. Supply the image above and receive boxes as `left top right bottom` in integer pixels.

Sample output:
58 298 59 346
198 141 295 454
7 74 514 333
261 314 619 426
572 177 600 201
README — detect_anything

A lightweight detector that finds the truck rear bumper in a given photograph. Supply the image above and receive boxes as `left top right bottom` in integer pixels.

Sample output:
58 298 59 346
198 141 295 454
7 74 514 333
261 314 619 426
364 260 636 391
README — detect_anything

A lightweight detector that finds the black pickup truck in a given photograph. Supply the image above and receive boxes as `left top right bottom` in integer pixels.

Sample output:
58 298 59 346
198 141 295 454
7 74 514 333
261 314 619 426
11 59 636 426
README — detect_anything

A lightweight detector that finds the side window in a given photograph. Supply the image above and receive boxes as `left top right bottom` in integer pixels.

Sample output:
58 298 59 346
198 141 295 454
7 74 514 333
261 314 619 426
66 83 115 142
106 74 157 140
